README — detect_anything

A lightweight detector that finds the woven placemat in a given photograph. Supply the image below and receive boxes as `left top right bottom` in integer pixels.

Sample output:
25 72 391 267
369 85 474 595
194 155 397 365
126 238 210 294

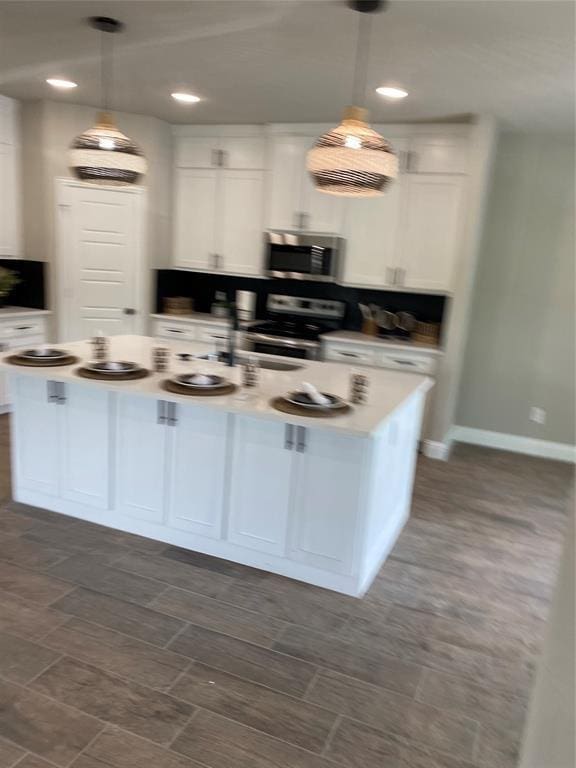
6 354 79 368
76 366 150 381
271 396 352 418
162 379 237 397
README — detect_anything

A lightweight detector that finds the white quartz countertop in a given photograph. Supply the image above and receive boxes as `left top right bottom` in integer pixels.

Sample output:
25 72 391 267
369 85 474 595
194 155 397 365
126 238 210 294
0 307 51 319
151 312 230 325
1 335 433 437
322 330 443 355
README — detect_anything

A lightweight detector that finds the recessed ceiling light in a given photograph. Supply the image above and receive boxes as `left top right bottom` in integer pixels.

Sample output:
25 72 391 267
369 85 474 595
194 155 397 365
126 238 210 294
171 92 201 104
46 78 78 90
376 86 408 99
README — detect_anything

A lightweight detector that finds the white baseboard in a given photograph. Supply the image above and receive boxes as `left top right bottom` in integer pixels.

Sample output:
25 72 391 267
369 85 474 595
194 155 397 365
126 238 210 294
0 404 10 416
421 439 452 461
451 426 576 463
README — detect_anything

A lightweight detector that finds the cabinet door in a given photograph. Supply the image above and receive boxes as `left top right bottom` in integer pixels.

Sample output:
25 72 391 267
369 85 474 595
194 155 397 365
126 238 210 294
398 174 466 292
299 136 344 233
175 137 219 168
289 428 366 575
11 376 60 496
220 137 266 170
60 383 110 509
268 136 305 230
0 143 21 257
116 396 168 523
410 136 469 174
228 416 294 556
173 169 218 270
217 170 265 275
342 178 403 286
167 404 228 539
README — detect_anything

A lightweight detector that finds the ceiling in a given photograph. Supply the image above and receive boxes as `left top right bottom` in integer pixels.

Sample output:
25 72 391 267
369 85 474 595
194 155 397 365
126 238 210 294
0 0 574 130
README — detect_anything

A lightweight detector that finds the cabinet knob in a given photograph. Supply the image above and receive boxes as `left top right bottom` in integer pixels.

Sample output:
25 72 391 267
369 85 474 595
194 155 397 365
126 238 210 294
123 308 136 316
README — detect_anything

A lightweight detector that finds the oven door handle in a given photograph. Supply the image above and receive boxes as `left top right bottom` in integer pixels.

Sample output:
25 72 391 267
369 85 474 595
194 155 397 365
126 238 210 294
245 333 320 350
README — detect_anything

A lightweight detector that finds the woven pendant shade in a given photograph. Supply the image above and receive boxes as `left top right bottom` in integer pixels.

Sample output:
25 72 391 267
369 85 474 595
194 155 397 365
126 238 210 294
70 112 147 185
307 106 397 197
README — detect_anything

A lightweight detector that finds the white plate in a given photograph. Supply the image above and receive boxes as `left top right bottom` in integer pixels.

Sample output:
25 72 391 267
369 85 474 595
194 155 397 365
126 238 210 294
85 361 140 374
285 391 346 410
175 374 228 389
20 348 68 360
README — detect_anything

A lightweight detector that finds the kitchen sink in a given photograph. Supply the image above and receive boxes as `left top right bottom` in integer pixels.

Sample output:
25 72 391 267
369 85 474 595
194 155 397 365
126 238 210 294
195 352 304 371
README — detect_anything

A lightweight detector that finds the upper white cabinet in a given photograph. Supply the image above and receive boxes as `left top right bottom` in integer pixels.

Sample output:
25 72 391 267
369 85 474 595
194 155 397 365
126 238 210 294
268 134 344 233
0 96 21 257
173 127 266 275
397 174 467 292
407 135 469 174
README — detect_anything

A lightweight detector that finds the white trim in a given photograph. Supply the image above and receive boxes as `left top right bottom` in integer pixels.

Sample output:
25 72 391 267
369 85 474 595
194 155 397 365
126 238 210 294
452 426 576 463
421 439 452 461
0 404 10 415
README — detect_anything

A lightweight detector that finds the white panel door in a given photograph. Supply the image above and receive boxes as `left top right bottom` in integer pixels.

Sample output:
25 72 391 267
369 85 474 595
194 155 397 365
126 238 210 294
173 169 218 270
116 395 167 523
0 143 21 257
290 428 365 575
11 376 60 496
167 404 228 538
57 182 145 341
342 176 403 287
398 174 467 292
60 383 110 509
228 415 294 556
217 170 265 275
268 136 305 230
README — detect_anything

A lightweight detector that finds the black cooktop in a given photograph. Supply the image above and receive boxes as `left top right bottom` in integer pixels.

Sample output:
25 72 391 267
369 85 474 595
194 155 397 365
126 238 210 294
249 319 330 341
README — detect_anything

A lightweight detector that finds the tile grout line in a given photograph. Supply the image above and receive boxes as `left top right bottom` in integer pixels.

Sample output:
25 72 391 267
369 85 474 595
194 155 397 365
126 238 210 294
62 723 108 768
22 652 65 688
321 713 342 758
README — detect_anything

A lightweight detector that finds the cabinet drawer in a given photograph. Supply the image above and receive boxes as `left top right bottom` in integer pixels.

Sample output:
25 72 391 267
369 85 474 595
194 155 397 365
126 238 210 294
155 322 197 341
0 319 46 339
1 335 46 354
379 352 437 375
324 345 378 366
196 325 230 344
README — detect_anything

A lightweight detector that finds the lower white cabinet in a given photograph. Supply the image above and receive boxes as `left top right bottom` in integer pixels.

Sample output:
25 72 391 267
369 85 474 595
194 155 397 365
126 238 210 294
228 417 293 556
228 415 365 573
115 394 228 538
11 376 110 507
0 313 49 411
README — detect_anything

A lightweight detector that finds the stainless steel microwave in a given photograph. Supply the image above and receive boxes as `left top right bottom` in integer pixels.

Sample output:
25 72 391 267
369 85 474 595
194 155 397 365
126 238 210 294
265 231 343 282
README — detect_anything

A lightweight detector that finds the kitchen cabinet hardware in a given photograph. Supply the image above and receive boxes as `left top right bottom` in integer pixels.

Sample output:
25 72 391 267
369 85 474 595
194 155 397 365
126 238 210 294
339 351 360 358
157 400 166 425
15 325 33 331
394 267 406 286
56 382 66 404
47 380 58 403
405 150 416 172
300 212 309 230
211 149 220 167
393 359 417 366
296 425 306 453
385 267 396 285
219 149 227 167
284 424 294 449
167 402 178 426
123 308 136 316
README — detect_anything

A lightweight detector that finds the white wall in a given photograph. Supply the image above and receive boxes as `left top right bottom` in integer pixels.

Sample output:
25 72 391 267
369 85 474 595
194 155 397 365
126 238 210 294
519 508 575 768
456 133 576 448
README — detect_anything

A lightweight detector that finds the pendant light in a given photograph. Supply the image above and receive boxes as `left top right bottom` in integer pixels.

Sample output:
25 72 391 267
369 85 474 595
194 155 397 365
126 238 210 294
307 0 397 197
69 17 147 185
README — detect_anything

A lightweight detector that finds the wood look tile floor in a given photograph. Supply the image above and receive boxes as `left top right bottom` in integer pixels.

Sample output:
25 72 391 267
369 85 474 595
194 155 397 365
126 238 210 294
0 413 572 768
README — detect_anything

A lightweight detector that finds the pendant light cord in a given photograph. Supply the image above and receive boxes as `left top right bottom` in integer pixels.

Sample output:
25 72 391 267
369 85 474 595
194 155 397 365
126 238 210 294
100 30 113 112
351 11 371 107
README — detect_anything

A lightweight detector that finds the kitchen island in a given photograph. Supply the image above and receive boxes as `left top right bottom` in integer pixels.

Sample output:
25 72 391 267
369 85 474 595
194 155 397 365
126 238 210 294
2 335 432 596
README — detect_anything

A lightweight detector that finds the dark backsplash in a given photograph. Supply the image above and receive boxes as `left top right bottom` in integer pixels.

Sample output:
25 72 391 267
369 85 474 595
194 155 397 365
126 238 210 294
155 269 447 332
0 260 46 309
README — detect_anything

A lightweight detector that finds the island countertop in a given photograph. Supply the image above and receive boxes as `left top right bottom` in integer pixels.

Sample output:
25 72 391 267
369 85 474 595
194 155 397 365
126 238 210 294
1 334 433 437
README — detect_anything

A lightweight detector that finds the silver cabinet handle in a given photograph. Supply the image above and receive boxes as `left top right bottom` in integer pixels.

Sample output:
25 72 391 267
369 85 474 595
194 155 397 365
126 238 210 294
211 149 219 167
385 267 395 285
167 402 178 426
15 325 33 331
300 212 309 230
339 351 360 358
284 424 294 450
394 267 405 286
123 308 136 316
219 149 227 167
157 400 166 425
56 382 66 404
393 359 417 366
405 150 416 172
47 381 57 403
296 426 306 453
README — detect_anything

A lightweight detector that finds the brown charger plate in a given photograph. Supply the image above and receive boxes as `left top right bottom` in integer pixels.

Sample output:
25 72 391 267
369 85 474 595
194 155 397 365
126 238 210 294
76 366 150 381
271 396 352 418
6 354 79 367
162 379 237 396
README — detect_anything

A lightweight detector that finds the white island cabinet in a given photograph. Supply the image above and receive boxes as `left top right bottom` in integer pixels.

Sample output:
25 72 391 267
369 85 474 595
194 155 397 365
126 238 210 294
3 335 431 596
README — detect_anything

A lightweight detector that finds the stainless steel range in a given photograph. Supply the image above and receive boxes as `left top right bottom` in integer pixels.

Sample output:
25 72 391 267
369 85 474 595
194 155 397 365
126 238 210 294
244 295 345 360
